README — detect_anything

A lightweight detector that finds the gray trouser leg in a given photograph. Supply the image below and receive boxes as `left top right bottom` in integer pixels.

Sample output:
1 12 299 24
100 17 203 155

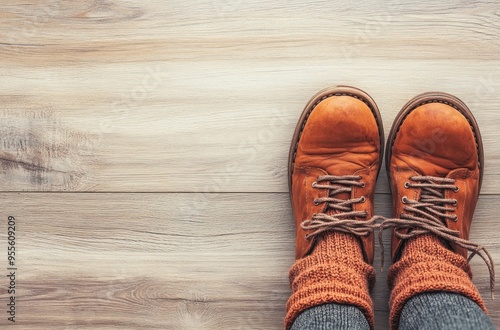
398 292 495 330
291 303 370 330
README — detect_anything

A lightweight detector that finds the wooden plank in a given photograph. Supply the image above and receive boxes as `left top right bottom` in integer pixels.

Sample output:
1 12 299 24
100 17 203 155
0 65 498 193
0 192 497 328
0 1 499 193
0 1 499 65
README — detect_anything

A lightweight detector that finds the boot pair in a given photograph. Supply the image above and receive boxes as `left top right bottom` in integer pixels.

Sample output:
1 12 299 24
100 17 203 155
285 86 494 329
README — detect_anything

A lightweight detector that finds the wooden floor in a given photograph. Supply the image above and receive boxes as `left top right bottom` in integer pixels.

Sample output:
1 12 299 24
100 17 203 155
0 0 499 328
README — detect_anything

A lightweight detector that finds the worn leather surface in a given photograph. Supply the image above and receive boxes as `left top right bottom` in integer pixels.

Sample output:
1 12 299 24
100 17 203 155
389 102 480 261
291 95 382 263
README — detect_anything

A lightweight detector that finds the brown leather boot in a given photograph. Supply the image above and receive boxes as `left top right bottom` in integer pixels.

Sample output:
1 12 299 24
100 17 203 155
384 92 494 329
285 86 384 329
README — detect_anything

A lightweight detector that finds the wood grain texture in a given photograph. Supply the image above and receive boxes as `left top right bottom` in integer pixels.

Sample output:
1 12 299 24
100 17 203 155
0 0 499 193
0 0 499 328
0 193 498 329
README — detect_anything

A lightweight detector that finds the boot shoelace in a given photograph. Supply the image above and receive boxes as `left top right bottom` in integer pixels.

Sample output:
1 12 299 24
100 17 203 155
301 175 382 240
378 175 495 299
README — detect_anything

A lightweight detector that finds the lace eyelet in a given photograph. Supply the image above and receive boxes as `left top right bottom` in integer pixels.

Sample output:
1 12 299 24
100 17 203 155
360 196 366 203
360 182 366 188
313 199 319 206
453 187 459 193
312 181 317 188
452 199 458 206
402 196 408 204
404 182 410 189
452 215 458 222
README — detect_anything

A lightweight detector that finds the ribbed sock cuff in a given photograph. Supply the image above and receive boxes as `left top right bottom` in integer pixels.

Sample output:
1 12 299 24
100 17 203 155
285 232 375 330
388 235 486 330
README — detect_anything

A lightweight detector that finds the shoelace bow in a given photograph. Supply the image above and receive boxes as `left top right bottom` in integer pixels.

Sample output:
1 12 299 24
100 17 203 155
378 176 495 299
301 175 383 240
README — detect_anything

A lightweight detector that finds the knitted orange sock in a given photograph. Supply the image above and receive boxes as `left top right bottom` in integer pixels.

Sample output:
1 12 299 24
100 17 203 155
388 234 486 330
285 232 375 330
